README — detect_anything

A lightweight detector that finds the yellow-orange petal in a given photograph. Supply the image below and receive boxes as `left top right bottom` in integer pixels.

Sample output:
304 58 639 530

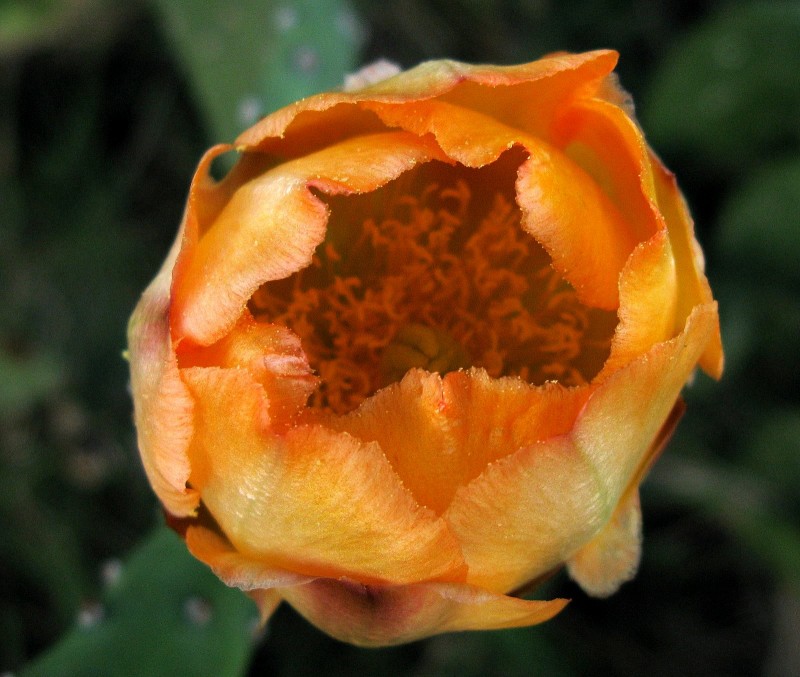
445 303 718 593
280 578 568 647
172 132 448 346
565 397 684 596
127 233 198 517
185 524 312 590
180 365 465 585
575 302 717 496
650 155 723 378
327 368 588 515
445 435 608 593
565 486 642 597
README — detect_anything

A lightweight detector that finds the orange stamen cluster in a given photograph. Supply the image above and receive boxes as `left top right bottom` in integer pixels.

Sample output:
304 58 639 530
250 158 617 414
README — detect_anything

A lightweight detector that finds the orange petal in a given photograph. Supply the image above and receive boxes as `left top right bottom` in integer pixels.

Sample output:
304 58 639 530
185 523 311 590
172 132 448 346
180 366 465 585
235 51 618 156
327 368 588 515
445 303 718 593
280 578 568 647
650 155 723 378
516 142 638 309
363 98 637 310
571 303 718 504
177 311 318 431
599 229 678 377
551 98 660 246
127 232 198 517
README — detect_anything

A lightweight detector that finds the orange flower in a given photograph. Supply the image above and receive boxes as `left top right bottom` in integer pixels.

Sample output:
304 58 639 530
127 51 723 646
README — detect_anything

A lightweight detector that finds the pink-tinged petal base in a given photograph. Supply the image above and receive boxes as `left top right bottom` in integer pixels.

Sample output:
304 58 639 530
184 520 566 647
280 578 568 647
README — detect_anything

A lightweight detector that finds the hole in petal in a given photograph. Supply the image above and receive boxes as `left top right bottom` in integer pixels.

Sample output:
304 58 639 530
249 147 617 414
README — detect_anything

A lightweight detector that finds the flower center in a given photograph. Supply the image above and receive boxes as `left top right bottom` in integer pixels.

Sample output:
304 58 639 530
249 151 617 414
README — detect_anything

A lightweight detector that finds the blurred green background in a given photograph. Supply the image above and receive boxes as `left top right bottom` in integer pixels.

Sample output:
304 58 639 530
1 0 798 675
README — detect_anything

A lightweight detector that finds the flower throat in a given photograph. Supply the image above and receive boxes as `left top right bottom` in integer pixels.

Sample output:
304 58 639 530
250 153 617 414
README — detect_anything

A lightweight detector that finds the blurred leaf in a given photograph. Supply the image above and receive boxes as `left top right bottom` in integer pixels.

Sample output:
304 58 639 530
0 472 86 664
713 278 800 385
150 0 365 142
651 456 800 592
743 409 800 506
420 626 582 677
642 1 800 174
0 0 68 51
19 527 259 677
0 349 62 418
0 0 126 55
716 158 800 288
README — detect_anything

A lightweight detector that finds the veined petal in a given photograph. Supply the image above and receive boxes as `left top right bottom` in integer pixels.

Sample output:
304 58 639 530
566 398 684 596
180 366 465 585
280 578 568 647
566 486 642 597
445 435 608 593
172 132 449 346
445 303 718 593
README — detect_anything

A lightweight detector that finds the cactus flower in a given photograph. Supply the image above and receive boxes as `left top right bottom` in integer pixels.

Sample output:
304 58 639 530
127 50 722 646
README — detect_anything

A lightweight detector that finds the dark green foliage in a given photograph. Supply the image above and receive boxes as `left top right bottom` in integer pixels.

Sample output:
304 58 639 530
19 527 259 677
